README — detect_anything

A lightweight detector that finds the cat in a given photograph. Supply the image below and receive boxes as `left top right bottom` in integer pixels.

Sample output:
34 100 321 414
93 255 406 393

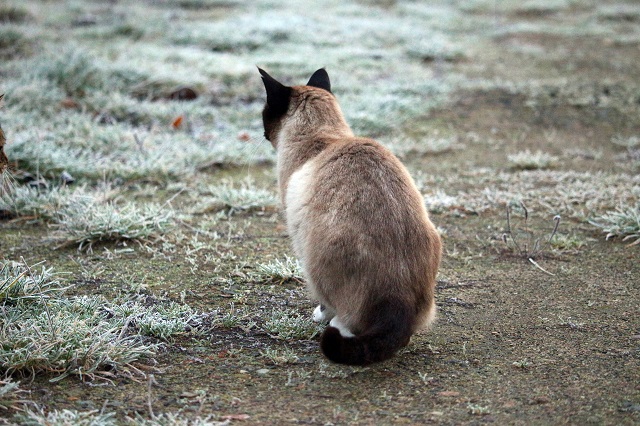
259 68 442 365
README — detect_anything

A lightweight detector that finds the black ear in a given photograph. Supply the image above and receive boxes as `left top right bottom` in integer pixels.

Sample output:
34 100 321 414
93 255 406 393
307 68 331 93
258 67 291 116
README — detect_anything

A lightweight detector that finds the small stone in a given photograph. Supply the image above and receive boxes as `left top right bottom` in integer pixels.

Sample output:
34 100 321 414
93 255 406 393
61 171 75 185
256 369 270 376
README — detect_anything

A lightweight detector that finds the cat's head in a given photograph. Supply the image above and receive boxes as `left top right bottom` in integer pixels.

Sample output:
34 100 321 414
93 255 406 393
258 68 334 147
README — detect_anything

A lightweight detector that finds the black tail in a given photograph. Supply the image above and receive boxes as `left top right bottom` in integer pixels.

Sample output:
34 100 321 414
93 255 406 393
320 299 414 366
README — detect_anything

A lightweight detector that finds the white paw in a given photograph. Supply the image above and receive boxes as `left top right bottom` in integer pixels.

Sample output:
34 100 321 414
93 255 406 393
313 305 329 322
329 317 355 338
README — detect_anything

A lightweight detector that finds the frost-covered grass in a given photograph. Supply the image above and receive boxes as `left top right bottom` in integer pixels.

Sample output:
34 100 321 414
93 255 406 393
15 408 229 426
260 347 300 366
0 261 154 380
590 203 640 245
0 185 94 221
263 309 322 341
0 184 177 251
0 261 204 380
194 178 277 216
0 0 638 422
255 256 303 284
54 200 176 252
508 150 559 170
0 378 23 411
15 408 117 426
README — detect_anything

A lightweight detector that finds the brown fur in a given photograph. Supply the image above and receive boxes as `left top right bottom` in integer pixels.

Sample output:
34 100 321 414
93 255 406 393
260 69 441 365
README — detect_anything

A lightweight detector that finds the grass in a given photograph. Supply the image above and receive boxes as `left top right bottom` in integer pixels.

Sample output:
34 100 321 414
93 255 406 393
259 347 300 365
263 309 323 341
0 184 177 250
590 203 640 245
54 200 176 252
0 27 32 60
255 256 303 284
0 260 206 382
194 178 277 216
15 408 117 426
0 185 94 221
0 0 638 423
508 150 559 170
0 378 23 411
0 6 32 23
15 408 229 425
0 260 156 380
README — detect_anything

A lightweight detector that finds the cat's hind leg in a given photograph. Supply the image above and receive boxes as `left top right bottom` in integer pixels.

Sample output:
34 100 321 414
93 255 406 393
329 316 355 338
312 304 335 323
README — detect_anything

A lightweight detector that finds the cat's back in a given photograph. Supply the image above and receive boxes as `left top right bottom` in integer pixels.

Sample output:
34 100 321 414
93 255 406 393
288 135 436 258
309 136 426 222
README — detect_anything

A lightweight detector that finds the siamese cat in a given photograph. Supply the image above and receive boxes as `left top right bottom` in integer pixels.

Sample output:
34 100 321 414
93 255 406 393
259 68 441 365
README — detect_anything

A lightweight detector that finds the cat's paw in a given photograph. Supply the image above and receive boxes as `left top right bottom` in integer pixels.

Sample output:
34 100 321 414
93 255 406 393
312 304 333 323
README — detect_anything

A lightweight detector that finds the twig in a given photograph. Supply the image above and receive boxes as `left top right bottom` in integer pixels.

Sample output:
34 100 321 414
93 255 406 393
528 258 555 276
147 374 158 420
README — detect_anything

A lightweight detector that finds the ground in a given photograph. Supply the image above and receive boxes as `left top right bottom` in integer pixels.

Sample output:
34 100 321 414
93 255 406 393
0 0 639 425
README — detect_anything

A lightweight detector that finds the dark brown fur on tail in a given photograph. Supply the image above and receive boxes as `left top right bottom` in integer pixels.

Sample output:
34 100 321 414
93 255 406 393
320 299 413 365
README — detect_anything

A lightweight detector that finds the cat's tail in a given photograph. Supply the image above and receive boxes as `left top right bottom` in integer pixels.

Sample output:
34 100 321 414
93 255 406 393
320 298 414 366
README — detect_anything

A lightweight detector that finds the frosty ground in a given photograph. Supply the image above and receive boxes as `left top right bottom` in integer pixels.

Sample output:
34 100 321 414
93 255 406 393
0 0 638 424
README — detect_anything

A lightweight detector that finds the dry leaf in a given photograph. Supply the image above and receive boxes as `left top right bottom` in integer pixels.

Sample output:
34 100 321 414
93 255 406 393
172 115 184 129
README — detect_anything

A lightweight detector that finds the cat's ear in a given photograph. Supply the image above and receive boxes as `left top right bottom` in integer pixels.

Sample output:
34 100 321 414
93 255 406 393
258 67 291 115
306 68 331 93
0 94 3 102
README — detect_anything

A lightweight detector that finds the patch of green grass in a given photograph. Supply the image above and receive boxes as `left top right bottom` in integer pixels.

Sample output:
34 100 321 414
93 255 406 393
0 261 67 303
15 407 228 425
259 347 300 365
508 150 559 170
195 178 277 216
255 256 303 284
590 203 640 245
549 233 587 253
5 111 270 181
263 309 322 341
34 48 145 98
468 403 491 416
54 200 176 252
0 261 156 381
110 299 201 340
15 408 117 426
0 185 94 221
0 378 23 411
